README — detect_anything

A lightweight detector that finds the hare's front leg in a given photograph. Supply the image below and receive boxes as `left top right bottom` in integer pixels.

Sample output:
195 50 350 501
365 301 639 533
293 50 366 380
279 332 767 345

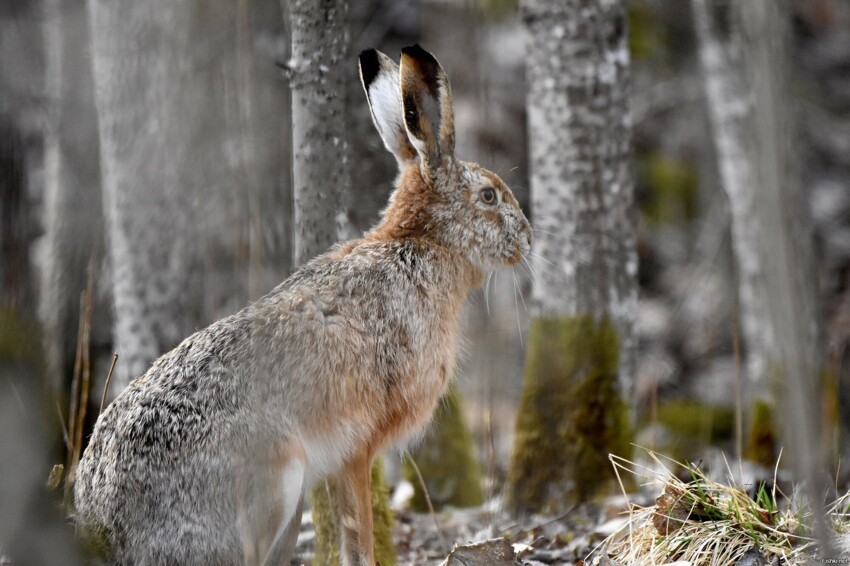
338 451 375 566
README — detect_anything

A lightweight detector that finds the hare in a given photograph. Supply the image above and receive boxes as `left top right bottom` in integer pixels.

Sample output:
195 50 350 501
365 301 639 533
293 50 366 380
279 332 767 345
74 44 531 566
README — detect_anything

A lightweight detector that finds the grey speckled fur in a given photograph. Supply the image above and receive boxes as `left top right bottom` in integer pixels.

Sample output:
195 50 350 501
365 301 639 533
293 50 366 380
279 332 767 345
75 45 531 566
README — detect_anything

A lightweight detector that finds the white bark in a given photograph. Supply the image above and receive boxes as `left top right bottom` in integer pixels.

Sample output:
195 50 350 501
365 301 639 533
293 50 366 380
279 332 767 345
523 0 638 395
288 0 350 265
87 1 251 393
40 0 109 391
694 0 822 415
89 0 199 389
739 0 828 547
235 0 293 298
0 2 44 311
697 0 826 544
692 0 778 398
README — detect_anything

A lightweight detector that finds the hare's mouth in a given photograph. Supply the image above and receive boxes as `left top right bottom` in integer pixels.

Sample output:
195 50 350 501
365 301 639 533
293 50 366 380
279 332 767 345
509 231 532 264
507 248 525 266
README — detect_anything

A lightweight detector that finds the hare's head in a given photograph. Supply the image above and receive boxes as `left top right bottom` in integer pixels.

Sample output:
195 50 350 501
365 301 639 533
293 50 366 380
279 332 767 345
360 45 531 274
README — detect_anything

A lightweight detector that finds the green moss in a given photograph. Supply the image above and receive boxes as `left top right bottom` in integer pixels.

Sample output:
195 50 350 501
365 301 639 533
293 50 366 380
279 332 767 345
745 398 776 468
656 399 735 441
629 1 677 61
820 367 840 465
370 462 395 566
648 399 735 460
629 1 656 60
507 315 632 515
0 306 40 362
475 0 516 21
311 477 338 565
312 459 396 566
402 385 484 511
638 152 699 226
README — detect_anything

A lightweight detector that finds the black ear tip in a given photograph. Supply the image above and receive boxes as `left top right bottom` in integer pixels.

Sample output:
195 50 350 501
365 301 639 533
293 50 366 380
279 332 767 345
401 44 437 64
359 49 380 88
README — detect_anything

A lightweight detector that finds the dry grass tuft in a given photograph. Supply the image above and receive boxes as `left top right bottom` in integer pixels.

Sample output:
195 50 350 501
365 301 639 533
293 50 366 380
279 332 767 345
591 447 850 565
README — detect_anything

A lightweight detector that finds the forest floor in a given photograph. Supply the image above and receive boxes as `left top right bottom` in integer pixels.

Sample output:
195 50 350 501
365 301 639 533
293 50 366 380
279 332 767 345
292 451 850 565
291 495 624 565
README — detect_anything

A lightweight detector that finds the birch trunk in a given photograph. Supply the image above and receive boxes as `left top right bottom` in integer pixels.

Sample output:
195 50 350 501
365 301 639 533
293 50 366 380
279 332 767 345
691 0 779 465
87 0 246 394
287 1 394 562
40 0 110 393
507 0 637 513
693 0 824 469
234 0 294 299
739 0 829 547
289 0 350 265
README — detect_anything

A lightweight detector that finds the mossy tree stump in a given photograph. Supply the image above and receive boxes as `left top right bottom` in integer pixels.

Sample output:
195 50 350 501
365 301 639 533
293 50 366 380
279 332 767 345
312 459 396 566
744 398 776 468
507 316 631 514
402 385 484 511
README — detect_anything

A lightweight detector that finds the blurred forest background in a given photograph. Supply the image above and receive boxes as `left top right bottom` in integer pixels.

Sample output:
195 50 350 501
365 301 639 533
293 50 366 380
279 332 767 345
2 0 850 564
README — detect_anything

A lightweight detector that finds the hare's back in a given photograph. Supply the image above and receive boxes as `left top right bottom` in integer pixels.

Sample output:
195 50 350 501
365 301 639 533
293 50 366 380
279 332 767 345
74 313 257 538
103 313 253 454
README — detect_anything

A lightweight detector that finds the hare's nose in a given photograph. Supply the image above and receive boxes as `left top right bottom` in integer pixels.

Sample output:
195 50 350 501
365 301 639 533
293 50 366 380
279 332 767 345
521 229 532 253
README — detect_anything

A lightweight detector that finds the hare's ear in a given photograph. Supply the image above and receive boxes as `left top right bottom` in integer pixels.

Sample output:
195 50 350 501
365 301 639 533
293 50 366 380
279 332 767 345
359 49 417 168
399 44 455 174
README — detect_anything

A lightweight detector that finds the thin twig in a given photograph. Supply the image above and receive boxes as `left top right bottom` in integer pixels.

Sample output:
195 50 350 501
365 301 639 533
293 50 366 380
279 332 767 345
484 407 496 533
66 261 95 503
511 274 524 349
72 264 95 468
507 505 575 541
55 400 70 453
404 451 449 555
99 353 119 414
66 291 85 472
731 307 743 473
4 373 25 411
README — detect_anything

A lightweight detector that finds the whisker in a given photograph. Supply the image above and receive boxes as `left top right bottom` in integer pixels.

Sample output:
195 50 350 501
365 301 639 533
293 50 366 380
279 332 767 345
528 227 561 237
517 258 533 286
484 270 494 318
525 253 573 287
530 251 561 272
512 267 528 313
521 256 538 284
512 274 524 349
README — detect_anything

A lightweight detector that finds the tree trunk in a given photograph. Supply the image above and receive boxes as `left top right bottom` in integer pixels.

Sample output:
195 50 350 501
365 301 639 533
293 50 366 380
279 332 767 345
40 0 111 396
691 0 779 466
287 1 395 562
87 0 249 394
0 5 84 561
403 385 483 512
234 0 293 299
288 0 350 265
739 0 829 548
507 0 637 514
692 0 825 471
0 0 44 314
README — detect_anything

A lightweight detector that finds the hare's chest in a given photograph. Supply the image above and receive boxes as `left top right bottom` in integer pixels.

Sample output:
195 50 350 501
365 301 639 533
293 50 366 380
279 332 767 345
380 308 462 438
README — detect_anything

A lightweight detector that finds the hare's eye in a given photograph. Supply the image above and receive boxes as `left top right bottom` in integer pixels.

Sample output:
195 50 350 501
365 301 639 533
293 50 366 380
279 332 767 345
479 187 497 205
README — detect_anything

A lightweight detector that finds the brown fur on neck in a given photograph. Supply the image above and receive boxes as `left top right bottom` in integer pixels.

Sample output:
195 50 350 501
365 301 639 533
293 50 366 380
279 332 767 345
362 164 484 289
365 165 437 242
